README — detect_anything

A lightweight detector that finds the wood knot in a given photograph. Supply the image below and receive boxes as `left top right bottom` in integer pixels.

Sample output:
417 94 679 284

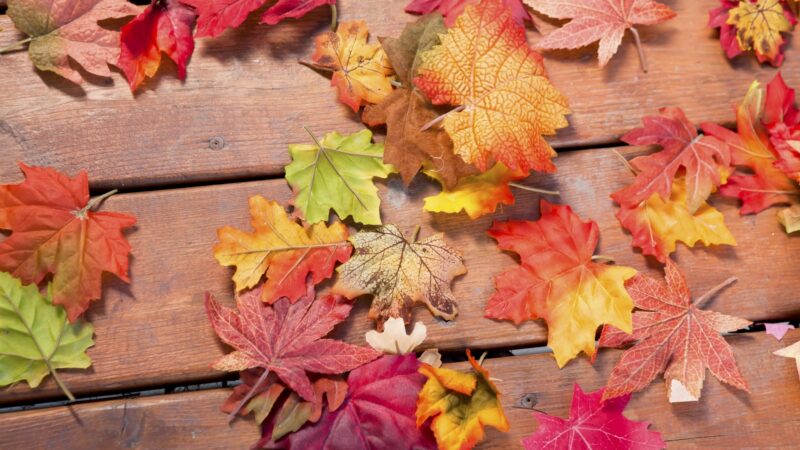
517 393 538 409
208 136 226 150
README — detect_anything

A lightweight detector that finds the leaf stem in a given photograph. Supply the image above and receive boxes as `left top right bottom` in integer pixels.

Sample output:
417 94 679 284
612 149 637 176
629 27 648 73
227 369 270 423
478 351 488 366
695 277 737 308
0 37 32 54
739 188 800 195
591 255 616 263
330 3 338 32
420 105 466 132
84 189 119 212
411 225 421 243
508 183 560 196
298 59 335 73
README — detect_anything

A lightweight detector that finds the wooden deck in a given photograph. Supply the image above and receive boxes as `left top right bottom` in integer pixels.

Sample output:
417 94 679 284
1 0 799 448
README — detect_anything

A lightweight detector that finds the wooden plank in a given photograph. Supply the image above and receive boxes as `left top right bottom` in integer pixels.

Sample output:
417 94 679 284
2 330 798 449
1 143 799 405
1 0 797 189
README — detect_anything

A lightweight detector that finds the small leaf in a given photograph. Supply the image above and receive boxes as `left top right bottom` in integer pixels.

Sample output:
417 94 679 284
365 317 427 355
725 0 795 66
779 205 800 232
774 340 800 379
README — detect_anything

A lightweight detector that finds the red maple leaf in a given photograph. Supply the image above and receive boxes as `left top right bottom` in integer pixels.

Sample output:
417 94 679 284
404 0 533 26
0 164 136 322
708 0 746 61
599 260 751 402
181 0 334 38
118 0 196 91
522 384 665 450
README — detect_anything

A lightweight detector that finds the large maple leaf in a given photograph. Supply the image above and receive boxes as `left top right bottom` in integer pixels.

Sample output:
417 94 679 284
405 0 533 26
711 0 797 67
486 200 636 367
611 108 731 214
205 280 380 403
526 0 675 71
259 355 436 449
0 164 136 322
332 224 466 325
423 163 521 219
416 350 510 450
180 0 334 38
5 0 140 84
213 196 351 304
284 129 397 226
599 260 751 402
118 0 196 92
522 384 665 450
414 0 570 174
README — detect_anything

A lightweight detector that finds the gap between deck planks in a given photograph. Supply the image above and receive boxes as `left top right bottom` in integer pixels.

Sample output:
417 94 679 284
1 143 799 405
1 0 799 190
1 330 799 449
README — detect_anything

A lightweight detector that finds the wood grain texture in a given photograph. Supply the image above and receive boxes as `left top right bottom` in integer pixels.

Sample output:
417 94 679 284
1 143 798 405
2 330 799 449
1 0 798 189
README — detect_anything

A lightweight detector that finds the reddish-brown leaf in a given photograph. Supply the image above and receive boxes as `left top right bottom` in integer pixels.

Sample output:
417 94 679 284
405 0 533 26
180 0 333 38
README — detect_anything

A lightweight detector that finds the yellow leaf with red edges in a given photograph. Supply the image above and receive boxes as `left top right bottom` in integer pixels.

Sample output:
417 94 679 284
414 0 570 173
417 350 509 450
423 163 520 219
727 0 793 66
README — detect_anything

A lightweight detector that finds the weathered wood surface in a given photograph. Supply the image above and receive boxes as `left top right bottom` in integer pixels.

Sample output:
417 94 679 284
1 0 798 189
2 330 798 449
2 143 798 405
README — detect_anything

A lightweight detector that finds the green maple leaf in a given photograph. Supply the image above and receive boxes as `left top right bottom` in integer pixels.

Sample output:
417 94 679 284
285 129 397 225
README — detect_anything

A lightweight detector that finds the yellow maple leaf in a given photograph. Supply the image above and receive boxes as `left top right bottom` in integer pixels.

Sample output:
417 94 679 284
414 0 570 173
416 350 509 450
423 163 519 219
727 0 793 64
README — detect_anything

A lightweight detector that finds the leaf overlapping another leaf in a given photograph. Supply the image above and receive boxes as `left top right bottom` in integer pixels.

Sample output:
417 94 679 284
725 0 796 66
181 0 334 38
405 0 534 26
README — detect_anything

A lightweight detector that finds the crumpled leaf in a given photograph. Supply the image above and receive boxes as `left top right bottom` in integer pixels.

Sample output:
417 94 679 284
599 260 751 402
405 0 533 26
774 340 800 379
333 224 466 324
415 0 570 173
0 163 136 322
205 280 380 402
522 384 666 450
308 20 394 112
779 204 800 232
365 317 427 355
526 0 675 68
611 108 731 214
181 0 334 38
285 129 396 226
416 350 510 450
260 355 436 449
6 0 140 83
423 163 520 219
213 196 351 303
118 0 196 92
717 0 796 66
485 200 636 367
0 272 94 397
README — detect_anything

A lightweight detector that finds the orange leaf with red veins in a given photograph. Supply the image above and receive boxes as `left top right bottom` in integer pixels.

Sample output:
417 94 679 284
599 260 751 402
405 0 534 26
180 0 334 38
118 0 196 92
0 164 136 322
414 0 570 173
611 107 731 214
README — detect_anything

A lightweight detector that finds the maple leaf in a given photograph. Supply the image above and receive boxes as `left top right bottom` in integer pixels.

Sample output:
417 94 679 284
405 0 533 27
285 129 396 226
205 280 381 403
722 0 796 66
4 0 140 84
414 0 570 174
259 354 436 449
485 200 636 367
0 164 136 322
305 20 394 113
213 196 351 304
365 317 427 355
611 108 731 214
774 340 800 379
526 0 675 71
118 0 196 92
332 224 466 325
423 163 521 219
0 272 94 401
522 384 666 450
709 0 747 61
180 0 334 38
416 350 510 450
599 260 751 402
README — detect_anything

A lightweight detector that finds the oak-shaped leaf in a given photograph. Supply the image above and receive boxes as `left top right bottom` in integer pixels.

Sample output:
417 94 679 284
599 260 751 402
332 224 466 324
416 350 510 450
181 0 334 38
405 0 533 26
424 163 521 219
710 0 796 67
0 164 136 322
486 200 636 367
415 0 570 174
205 280 380 402
522 384 665 450
365 317 427 355
213 196 351 304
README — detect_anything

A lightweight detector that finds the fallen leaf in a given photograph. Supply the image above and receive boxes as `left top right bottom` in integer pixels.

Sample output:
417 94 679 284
423 163 520 219
307 20 394 112
213 196 351 304
6 0 139 83
526 0 675 70
779 204 800 232
419 348 443 368
415 0 570 173
405 0 533 26
417 350 510 450
0 272 94 400
333 224 466 324
522 384 665 450
765 322 794 341
774 340 800 378
599 260 751 402
725 0 795 66
709 0 746 61
767 75 800 181
365 317 427 354
285 129 396 226
118 0 196 91
0 164 136 322
181 0 334 38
